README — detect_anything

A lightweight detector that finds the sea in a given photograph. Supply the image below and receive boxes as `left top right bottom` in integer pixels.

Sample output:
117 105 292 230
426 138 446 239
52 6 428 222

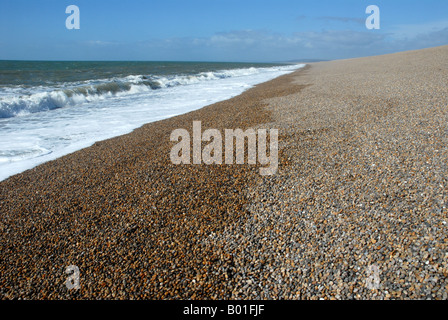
0 61 304 181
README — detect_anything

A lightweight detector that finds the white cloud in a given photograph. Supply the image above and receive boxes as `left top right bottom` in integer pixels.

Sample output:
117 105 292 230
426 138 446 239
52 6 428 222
85 40 120 46
318 16 365 25
71 25 448 61
390 20 448 40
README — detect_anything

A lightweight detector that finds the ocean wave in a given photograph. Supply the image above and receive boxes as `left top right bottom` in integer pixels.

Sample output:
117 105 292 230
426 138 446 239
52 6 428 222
0 65 301 118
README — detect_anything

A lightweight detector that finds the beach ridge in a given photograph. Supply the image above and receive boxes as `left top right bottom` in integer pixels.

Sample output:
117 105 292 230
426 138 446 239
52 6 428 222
1 45 448 299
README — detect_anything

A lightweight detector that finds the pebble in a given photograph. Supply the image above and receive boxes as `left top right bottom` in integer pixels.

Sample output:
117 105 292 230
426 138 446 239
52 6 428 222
1 46 448 299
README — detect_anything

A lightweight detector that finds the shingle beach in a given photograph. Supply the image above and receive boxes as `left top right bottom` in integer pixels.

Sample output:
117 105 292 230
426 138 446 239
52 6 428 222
1 45 448 299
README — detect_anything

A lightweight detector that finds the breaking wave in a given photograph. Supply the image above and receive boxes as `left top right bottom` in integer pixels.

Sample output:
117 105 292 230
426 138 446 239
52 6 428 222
0 65 301 118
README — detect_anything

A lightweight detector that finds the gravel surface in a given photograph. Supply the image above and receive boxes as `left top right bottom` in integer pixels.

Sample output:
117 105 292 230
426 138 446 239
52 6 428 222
1 45 448 299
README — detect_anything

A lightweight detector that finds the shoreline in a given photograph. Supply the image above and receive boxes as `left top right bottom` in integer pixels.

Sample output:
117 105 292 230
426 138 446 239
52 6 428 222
1 45 448 299
0 63 303 182
0 67 308 299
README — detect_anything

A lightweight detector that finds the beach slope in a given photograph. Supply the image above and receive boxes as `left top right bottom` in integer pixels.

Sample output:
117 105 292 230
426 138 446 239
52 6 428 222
1 45 448 299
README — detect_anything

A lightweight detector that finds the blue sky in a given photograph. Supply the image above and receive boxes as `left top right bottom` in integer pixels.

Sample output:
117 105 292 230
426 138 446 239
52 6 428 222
0 0 447 61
